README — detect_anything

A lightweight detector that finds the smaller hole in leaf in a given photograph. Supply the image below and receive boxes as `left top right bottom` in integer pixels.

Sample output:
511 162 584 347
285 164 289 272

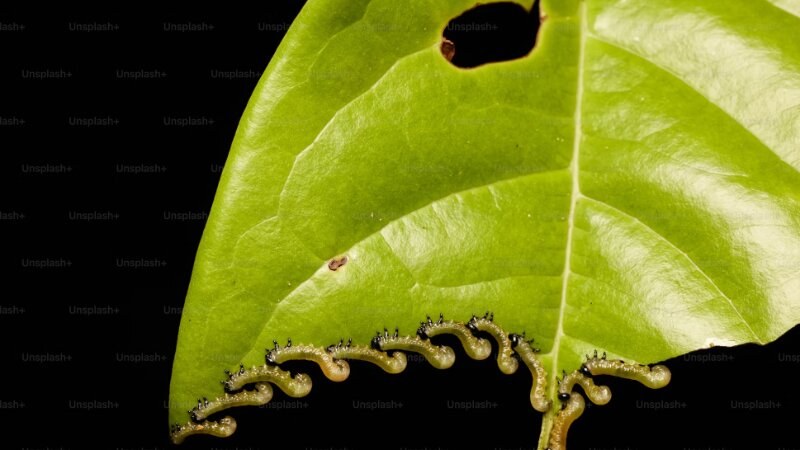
442 1 541 68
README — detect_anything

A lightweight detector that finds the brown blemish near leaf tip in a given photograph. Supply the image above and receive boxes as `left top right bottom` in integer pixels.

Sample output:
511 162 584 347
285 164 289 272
440 38 456 61
328 256 348 271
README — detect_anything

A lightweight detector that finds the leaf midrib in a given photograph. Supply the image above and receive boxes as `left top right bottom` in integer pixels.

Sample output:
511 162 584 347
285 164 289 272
544 3 763 371
544 0 588 407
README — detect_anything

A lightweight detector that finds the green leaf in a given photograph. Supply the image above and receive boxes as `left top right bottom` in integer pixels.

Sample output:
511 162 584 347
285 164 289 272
169 0 800 446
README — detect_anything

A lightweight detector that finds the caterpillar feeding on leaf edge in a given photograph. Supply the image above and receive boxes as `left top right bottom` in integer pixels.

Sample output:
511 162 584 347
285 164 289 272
170 313 671 449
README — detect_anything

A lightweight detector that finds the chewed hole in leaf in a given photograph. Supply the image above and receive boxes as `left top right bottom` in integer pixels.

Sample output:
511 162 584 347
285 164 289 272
442 1 542 68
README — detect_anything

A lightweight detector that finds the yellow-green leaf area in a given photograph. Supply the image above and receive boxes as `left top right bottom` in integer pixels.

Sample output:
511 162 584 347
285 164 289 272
169 0 800 446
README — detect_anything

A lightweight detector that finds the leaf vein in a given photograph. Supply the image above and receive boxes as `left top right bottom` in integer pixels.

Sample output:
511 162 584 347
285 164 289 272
580 195 762 343
586 33 792 174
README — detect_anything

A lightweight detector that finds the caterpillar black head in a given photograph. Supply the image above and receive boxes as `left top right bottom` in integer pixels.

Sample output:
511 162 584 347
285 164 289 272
370 332 382 350
509 332 525 348
191 397 209 419
466 315 478 332
326 340 340 353
327 338 349 353
416 324 429 340
555 375 570 401
221 379 234 392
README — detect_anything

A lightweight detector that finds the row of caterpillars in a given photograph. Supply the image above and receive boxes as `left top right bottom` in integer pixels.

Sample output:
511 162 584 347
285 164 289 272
170 313 670 450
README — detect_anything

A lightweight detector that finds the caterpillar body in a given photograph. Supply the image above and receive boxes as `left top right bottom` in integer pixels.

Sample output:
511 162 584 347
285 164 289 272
223 363 312 397
266 339 350 382
510 332 551 412
170 416 236 444
327 338 408 374
418 313 493 361
371 327 456 369
581 350 671 389
546 392 584 450
190 382 273 421
558 370 611 405
467 312 519 374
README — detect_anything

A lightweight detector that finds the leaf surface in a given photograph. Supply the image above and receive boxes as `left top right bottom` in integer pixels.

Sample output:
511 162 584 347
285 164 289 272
169 0 800 444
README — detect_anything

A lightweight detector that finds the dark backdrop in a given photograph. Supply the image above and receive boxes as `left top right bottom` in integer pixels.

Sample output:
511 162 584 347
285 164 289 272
2 3 798 449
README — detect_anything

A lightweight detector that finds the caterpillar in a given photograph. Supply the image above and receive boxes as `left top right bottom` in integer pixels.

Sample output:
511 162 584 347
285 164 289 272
327 337 408 374
170 313 672 448
190 382 273 421
582 350 671 389
371 327 456 369
466 312 519 374
222 363 312 397
266 339 350 382
170 416 236 445
418 313 492 361
546 392 585 450
557 370 611 405
510 332 551 412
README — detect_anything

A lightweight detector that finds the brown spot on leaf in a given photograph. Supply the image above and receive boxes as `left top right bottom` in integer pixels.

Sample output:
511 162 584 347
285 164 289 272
440 38 456 61
328 256 348 271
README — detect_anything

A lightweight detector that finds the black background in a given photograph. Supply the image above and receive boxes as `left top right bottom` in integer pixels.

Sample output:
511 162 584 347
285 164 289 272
2 3 799 449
